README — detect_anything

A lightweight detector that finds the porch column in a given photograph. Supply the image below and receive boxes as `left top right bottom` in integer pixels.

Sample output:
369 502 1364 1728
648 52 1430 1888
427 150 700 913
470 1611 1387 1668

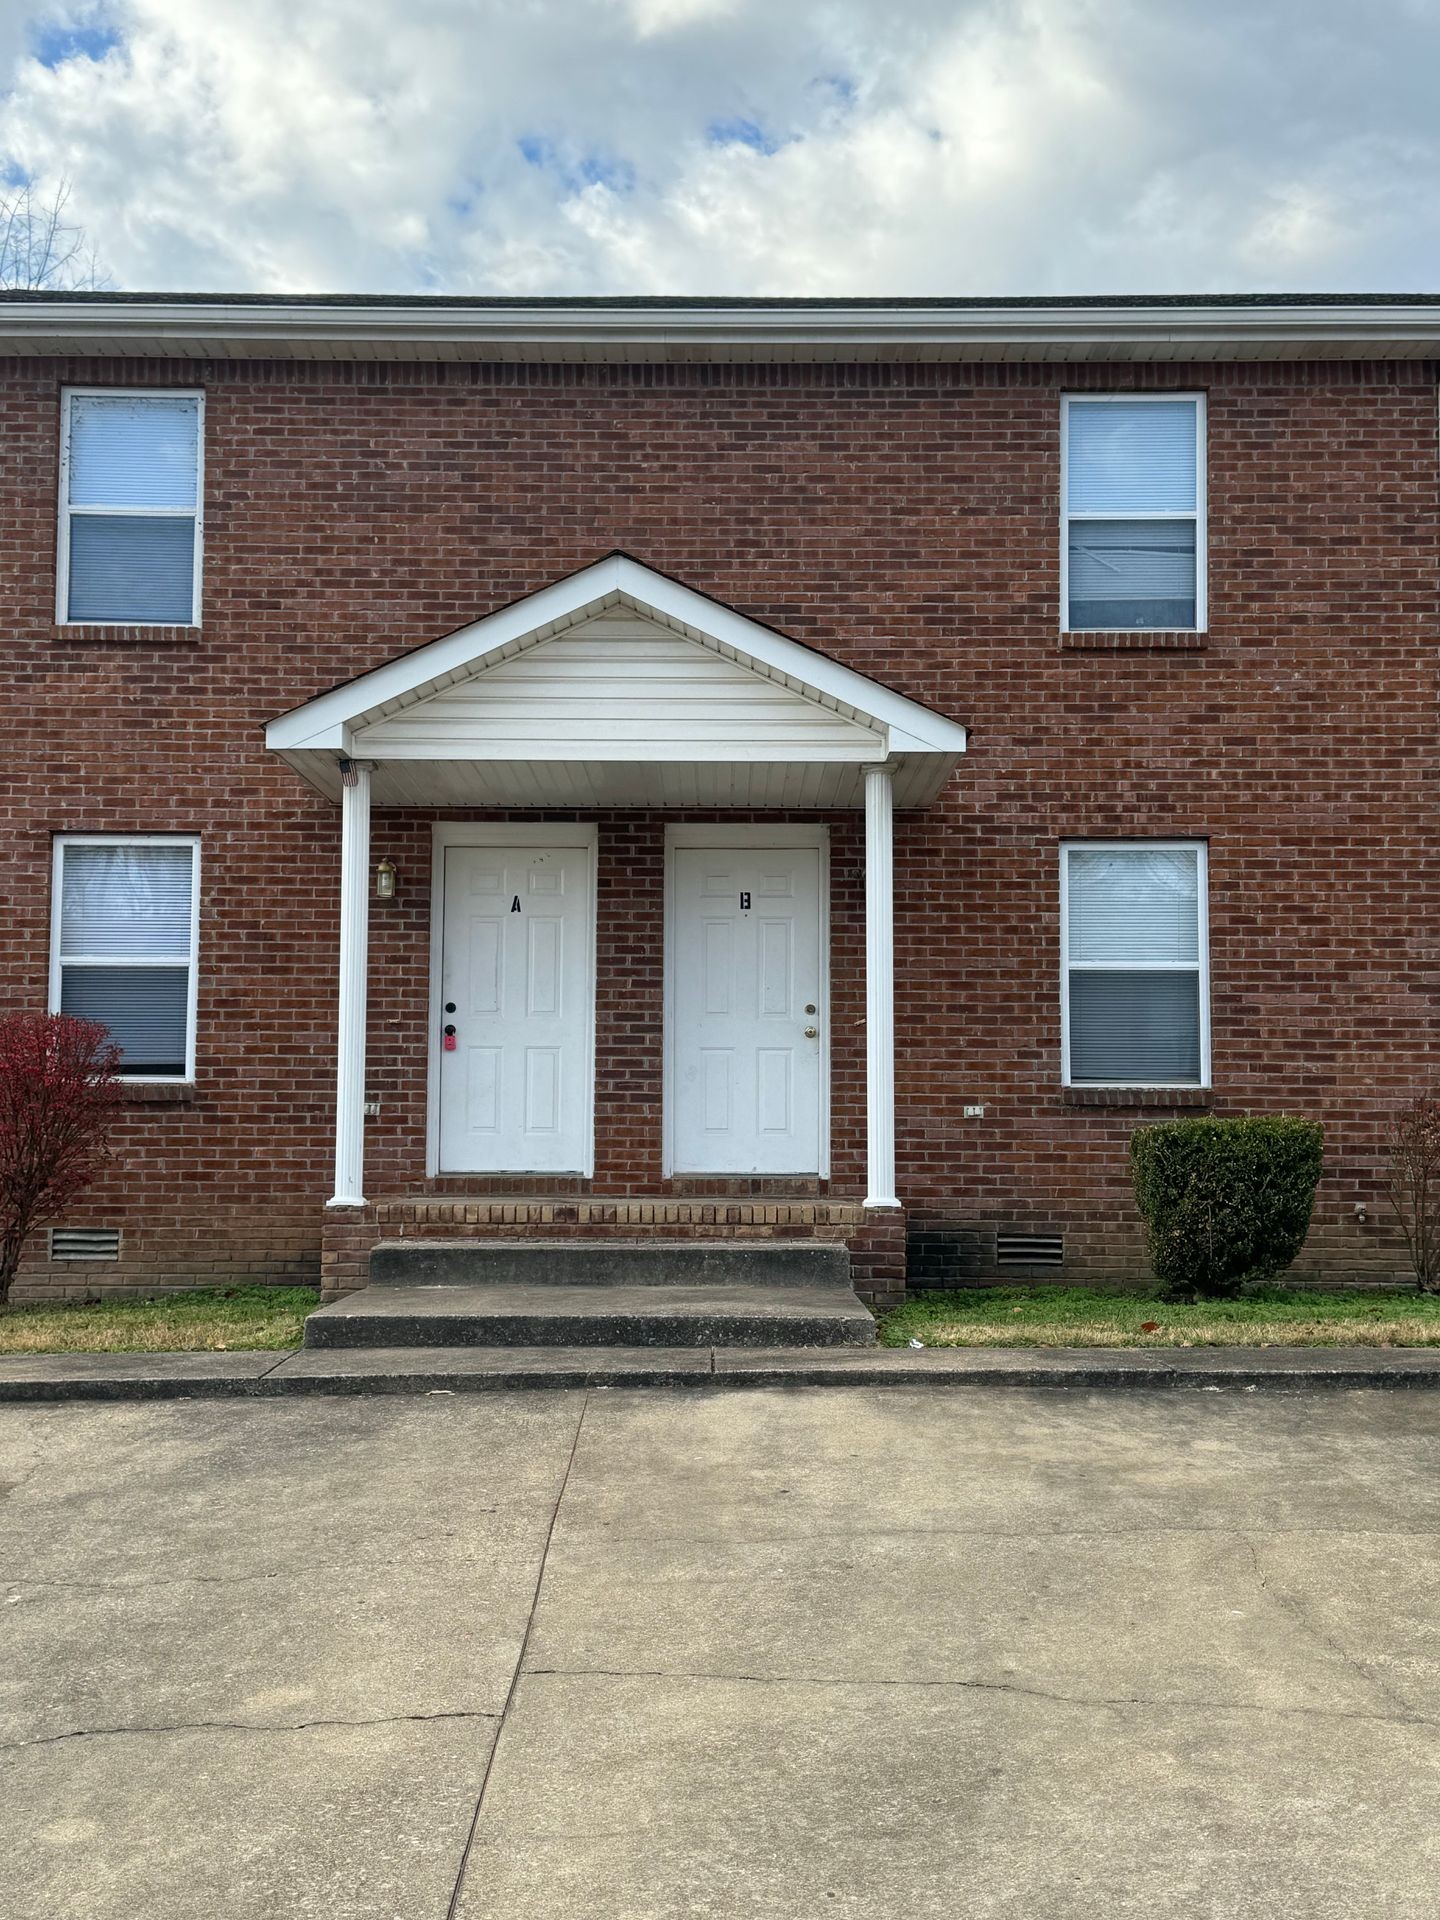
864 762 899 1210
329 758 371 1208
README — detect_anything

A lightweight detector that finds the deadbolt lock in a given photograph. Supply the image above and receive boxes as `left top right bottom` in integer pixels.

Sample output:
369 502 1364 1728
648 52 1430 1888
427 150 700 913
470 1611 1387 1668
804 1004 816 1015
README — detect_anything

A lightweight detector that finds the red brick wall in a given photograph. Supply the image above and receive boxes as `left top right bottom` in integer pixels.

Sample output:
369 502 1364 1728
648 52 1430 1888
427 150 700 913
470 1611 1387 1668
1 354 1435 1297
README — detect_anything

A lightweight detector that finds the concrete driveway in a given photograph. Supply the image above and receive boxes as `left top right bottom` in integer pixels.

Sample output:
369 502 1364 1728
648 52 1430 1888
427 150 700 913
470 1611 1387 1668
2 1386 1437 1918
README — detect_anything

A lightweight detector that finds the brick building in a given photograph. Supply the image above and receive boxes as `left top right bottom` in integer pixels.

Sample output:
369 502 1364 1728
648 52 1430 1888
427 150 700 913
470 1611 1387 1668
2 293 1436 1308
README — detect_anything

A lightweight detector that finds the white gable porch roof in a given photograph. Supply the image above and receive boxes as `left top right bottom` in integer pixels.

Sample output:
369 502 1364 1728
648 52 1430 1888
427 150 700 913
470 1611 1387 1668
265 554 968 809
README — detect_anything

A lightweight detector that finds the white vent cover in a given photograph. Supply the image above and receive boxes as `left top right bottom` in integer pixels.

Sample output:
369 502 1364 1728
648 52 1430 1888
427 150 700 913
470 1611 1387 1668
49 1226 121 1262
996 1230 1064 1268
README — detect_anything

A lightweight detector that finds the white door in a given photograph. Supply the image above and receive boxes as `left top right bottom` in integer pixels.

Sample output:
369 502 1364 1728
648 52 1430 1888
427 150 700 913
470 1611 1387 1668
438 844 593 1173
670 846 825 1174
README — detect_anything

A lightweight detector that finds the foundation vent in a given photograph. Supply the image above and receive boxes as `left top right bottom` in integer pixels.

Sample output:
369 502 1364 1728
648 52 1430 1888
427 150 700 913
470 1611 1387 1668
49 1226 121 1262
995 1229 1064 1269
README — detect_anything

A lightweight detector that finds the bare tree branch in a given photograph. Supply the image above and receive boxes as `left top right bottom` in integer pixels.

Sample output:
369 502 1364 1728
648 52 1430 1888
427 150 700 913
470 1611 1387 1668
1384 1096 1440 1294
0 178 111 290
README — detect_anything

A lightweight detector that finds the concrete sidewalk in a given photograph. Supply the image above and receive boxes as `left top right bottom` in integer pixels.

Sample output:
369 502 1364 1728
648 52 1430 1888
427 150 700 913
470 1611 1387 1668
3 1387 1437 1917
2 1341 1440 1399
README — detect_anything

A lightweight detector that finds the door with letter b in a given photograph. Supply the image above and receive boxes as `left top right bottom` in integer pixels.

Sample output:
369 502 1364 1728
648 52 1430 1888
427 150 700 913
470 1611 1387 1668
670 845 825 1175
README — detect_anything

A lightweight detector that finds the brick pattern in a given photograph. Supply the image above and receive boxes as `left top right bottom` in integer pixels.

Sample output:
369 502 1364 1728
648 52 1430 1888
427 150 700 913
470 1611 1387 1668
907 1211 1413 1293
1060 631 1210 652
370 1198 865 1227
849 1211 909 1311
1060 1087 1215 1109
10 1208 319 1303
1 353 1435 1301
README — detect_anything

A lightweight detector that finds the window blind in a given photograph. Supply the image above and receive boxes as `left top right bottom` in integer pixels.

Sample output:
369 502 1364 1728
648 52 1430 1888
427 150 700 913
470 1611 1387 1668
1064 398 1201 631
55 842 196 1077
1066 401 1197 514
67 517 196 624
1067 973 1201 1084
1066 521 1197 632
1067 849 1199 962
60 967 191 1075
1065 846 1205 1086
69 396 199 508
63 393 200 624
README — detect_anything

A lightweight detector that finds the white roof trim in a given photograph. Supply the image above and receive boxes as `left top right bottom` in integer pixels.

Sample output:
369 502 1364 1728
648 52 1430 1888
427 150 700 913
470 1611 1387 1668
5 297 1440 361
265 556 969 758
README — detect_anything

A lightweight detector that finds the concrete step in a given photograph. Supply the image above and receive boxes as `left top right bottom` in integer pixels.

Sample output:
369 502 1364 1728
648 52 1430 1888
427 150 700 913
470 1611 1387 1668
303 1282 877 1351
365 1238 850 1290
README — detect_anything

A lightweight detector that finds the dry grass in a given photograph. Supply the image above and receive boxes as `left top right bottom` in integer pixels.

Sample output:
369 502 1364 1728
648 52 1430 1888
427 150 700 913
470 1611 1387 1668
880 1285 1440 1349
0 1286 317 1354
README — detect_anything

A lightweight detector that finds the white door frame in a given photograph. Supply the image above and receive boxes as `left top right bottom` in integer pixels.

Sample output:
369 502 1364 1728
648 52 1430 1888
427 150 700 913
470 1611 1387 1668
427 821 598 1178
663 822 831 1179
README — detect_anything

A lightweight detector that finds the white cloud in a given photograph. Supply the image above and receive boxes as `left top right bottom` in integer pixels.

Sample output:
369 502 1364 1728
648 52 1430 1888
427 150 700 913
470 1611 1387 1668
0 0 1436 293
628 0 739 36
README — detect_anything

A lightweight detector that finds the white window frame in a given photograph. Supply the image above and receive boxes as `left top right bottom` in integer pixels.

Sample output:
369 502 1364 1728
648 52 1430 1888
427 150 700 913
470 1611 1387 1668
56 387 205 628
1060 392 1207 635
49 834 201 1083
1060 839 1210 1089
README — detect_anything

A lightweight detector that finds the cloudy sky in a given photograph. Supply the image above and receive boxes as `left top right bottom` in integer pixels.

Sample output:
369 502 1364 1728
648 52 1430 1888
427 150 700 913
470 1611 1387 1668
0 0 1436 296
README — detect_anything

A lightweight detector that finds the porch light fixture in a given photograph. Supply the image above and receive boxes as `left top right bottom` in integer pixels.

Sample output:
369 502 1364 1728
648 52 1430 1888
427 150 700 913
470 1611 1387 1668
374 858 397 903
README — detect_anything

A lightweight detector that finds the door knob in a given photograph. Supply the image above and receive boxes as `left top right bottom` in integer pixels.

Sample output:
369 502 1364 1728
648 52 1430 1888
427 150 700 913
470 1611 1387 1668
804 1026 818 1038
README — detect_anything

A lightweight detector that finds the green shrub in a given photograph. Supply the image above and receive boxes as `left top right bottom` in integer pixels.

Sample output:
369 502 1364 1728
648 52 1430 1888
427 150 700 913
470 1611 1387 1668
1129 1116 1324 1300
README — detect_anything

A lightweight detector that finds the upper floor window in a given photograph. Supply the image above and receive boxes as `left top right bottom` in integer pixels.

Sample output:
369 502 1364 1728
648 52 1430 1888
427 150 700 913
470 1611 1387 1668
1062 395 1205 632
58 390 203 626
1061 842 1209 1087
49 836 200 1081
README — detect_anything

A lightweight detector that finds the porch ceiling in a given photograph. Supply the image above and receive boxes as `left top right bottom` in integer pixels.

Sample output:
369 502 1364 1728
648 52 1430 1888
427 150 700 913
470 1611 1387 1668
265 554 968 811
272 753 959 810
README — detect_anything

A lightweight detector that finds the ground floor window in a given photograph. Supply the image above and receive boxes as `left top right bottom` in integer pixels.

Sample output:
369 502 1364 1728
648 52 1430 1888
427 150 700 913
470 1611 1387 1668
49 835 200 1080
1061 840 1209 1086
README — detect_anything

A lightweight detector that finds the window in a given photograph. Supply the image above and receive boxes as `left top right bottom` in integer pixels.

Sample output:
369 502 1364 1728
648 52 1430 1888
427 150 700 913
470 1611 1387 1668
50 838 199 1080
1062 395 1205 631
1061 843 1208 1087
58 390 203 625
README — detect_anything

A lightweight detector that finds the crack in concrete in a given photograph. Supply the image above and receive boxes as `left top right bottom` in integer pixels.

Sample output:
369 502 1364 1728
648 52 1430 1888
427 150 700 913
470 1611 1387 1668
0 1708 501 1756
0 1427 61 1499
447 1391 591 1920
1242 1536 1421 1720
519 1663 1438 1730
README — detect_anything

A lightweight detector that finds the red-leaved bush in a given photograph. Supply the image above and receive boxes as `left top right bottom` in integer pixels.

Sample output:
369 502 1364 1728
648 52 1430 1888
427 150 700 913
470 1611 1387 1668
1386 1096 1440 1294
0 1013 121 1308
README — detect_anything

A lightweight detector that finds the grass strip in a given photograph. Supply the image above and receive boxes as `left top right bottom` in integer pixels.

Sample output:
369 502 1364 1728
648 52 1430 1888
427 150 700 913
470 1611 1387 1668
0 1286 319 1354
879 1284 1440 1349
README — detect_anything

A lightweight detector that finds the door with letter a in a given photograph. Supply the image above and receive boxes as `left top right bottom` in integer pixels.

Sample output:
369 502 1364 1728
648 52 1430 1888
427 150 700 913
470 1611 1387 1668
437 843 593 1173
670 844 825 1175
